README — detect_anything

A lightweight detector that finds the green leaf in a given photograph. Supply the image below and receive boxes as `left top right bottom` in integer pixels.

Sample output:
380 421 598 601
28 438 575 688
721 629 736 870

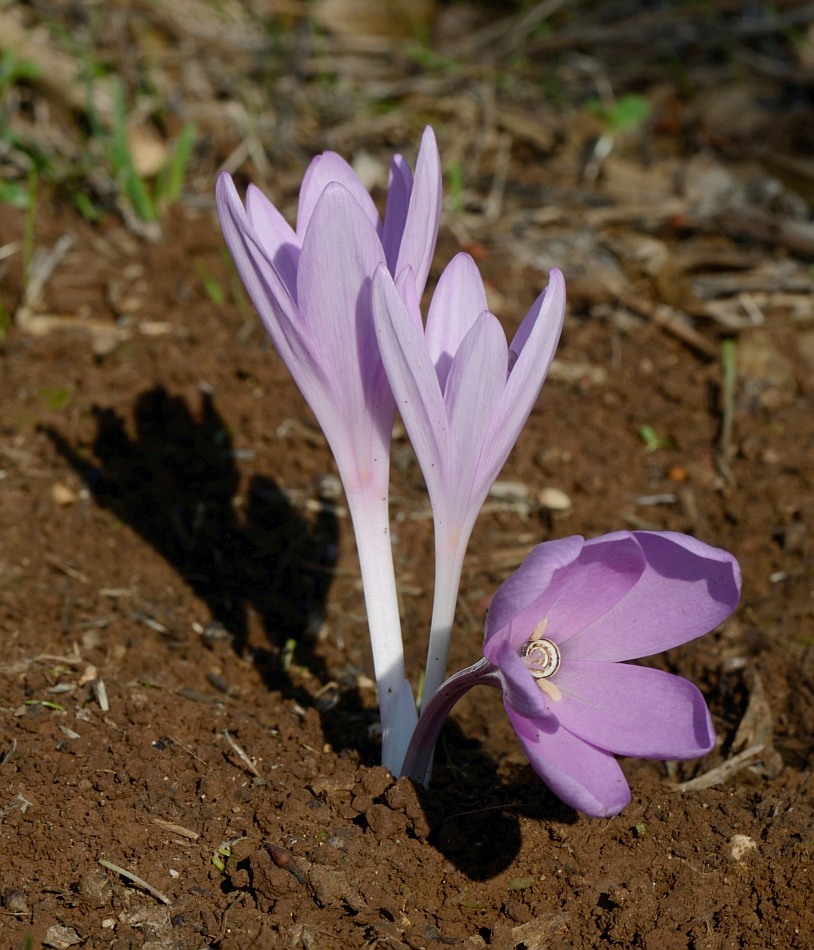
38 385 73 410
195 262 226 305
608 94 650 132
109 81 156 221
25 700 65 712
638 424 669 453
155 122 197 209
587 94 650 134
0 180 31 210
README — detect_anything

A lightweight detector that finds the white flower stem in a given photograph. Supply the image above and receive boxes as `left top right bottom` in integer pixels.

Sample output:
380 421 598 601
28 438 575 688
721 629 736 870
414 535 469 784
344 483 416 775
420 537 467 715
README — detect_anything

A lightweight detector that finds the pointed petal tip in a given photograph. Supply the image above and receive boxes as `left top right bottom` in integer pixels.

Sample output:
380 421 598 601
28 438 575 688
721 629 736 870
418 124 440 161
545 267 566 304
244 181 266 205
436 251 488 305
373 259 391 283
450 249 480 272
298 150 381 238
393 125 442 297
215 170 240 208
215 173 252 250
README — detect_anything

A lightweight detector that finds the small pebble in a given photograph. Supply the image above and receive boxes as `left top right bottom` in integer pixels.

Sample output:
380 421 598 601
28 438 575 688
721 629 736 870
200 621 233 648
206 670 231 694
79 869 113 908
489 480 529 500
3 889 29 914
729 834 757 861
315 473 342 500
43 924 82 949
538 487 573 512
51 483 78 506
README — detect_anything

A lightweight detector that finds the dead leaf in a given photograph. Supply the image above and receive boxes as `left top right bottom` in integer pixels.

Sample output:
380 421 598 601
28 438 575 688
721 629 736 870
314 0 436 40
126 122 167 178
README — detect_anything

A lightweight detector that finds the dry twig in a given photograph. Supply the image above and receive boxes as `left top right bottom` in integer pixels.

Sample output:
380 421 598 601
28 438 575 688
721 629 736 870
622 296 720 360
715 339 737 484
98 858 170 905
676 744 766 793
223 729 266 783
152 818 200 841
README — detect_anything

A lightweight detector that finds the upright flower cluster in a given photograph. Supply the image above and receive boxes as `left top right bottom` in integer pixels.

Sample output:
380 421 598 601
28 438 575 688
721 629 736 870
217 128 741 815
217 127 443 772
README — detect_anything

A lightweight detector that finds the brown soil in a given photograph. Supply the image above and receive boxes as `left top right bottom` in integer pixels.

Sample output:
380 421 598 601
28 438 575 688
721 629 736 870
1 3 813 948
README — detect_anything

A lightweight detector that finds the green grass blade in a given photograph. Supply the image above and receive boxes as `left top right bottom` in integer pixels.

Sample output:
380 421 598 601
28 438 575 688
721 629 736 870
155 122 197 209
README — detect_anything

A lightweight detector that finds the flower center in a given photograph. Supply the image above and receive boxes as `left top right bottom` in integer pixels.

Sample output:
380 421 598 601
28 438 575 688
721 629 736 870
521 637 561 679
520 619 562 702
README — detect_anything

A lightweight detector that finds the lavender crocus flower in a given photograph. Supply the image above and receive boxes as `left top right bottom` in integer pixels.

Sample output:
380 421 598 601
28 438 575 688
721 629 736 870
216 129 442 774
403 531 741 817
371 253 566 714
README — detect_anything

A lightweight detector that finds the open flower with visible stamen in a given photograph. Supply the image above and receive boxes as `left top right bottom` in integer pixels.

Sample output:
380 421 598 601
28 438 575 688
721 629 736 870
216 129 442 775
402 531 741 817
371 253 566 720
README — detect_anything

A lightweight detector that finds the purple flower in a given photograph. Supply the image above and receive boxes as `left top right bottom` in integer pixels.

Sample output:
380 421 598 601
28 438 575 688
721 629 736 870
402 531 741 818
371 252 566 714
216 129 442 774
216 127 441 494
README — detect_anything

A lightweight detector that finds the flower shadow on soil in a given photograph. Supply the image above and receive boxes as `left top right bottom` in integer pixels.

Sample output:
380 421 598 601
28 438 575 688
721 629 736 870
44 386 576 876
44 387 342 696
420 723 579 879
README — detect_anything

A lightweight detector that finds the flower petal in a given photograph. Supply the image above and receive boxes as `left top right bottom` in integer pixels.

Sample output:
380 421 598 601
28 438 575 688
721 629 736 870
494 639 552 720
392 126 442 298
297 183 391 470
507 706 632 817
216 173 322 392
372 264 449 499
486 533 645 654
245 184 300 297
381 155 413 276
565 531 742 662
484 536 585 655
509 269 565 362
505 535 647 658
443 311 507 470
425 253 488 392
394 266 424 335
297 151 380 239
554 661 715 758
545 533 644 647
479 269 565 485
298 182 385 376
